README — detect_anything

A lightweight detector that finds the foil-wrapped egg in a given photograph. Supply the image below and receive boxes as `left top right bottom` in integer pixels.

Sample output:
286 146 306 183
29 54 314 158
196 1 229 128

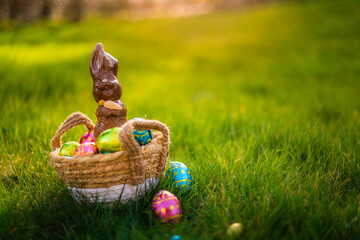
152 190 183 224
133 129 153 146
133 118 153 146
59 141 80 157
166 162 193 192
96 127 123 153
227 223 243 237
79 131 95 144
74 142 97 157
170 236 183 240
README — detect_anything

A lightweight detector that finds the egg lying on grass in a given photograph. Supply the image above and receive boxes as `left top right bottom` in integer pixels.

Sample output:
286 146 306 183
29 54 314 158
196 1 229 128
166 161 193 192
152 190 183 224
227 222 243 237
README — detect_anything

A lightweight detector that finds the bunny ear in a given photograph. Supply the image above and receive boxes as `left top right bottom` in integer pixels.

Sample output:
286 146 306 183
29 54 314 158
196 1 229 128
103 52 119 76
90 43 119 77
90 43 105 76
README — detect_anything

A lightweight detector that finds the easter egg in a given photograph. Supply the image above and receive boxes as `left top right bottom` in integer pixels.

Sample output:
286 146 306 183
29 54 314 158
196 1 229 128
96 127 123 153
59 141 80 157
79 131 95 144
227 222 243 237
74 143 97 157
166 162 192 192
170 236 183 240
133 129 153 146
133 118 153 146
152 190 183 224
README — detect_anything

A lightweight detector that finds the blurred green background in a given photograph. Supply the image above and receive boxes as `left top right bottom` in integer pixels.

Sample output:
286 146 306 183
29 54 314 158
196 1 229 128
0 0 359 239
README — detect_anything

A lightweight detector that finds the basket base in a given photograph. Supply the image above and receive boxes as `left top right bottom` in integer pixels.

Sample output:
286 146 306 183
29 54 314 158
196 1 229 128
68 178 159 204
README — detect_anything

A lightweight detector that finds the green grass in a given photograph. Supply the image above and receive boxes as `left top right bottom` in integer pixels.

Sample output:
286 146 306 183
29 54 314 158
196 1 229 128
1 0 360 239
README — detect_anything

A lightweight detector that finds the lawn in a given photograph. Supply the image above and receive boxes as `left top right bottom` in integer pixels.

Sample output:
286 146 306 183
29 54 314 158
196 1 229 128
0 0 359 239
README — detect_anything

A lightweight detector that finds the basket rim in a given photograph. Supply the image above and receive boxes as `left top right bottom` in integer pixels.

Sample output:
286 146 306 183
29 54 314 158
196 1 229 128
50 131 163 165
49 112 170 188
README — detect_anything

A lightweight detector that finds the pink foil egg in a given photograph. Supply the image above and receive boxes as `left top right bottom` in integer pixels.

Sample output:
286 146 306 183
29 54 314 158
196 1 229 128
152 190 183 224
79 131 95 144
74 143 97 157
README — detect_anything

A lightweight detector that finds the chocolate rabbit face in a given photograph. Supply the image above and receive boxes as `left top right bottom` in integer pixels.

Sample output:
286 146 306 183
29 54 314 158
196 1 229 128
90 43 122 103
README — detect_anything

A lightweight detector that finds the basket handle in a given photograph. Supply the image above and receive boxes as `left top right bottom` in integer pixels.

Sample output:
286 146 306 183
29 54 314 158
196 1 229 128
51 112 95 151
118 119 170 182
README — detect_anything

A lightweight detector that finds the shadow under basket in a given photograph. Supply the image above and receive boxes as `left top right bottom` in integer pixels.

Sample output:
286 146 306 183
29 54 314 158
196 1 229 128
50 112 170 204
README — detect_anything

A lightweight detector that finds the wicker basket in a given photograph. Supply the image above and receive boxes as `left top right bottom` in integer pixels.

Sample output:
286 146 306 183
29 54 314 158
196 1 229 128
50 112 170 204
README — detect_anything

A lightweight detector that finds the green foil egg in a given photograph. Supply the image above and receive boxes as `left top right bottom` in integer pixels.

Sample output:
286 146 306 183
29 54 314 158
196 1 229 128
59 141 80 157
96 127 123 153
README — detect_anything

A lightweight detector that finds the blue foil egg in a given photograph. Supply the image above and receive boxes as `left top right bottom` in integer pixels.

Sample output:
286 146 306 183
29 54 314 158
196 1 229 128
170 236 183 240
133 118 153 146
133 129 153 146
166 161 192 192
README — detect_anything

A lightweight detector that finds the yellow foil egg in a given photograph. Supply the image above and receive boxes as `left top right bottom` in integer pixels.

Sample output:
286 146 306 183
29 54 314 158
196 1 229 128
227 222 243 237
96 127 123 153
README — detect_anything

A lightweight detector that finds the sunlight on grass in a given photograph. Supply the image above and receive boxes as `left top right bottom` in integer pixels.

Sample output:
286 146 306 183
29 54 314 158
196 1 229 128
0 43 90 66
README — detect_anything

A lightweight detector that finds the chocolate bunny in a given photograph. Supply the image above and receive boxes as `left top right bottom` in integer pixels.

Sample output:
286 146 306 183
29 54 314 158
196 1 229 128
90 43 128 140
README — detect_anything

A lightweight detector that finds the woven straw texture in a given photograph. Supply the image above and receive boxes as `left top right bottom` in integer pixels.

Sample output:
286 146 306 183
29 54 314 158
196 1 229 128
50 112 170 189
